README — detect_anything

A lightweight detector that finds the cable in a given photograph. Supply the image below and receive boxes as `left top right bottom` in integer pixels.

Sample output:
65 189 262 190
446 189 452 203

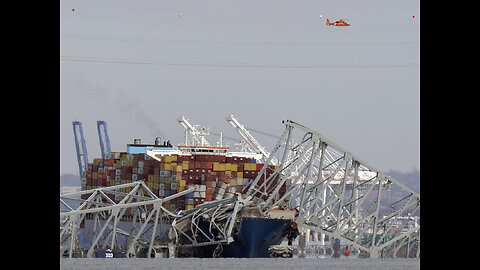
60 56 418 69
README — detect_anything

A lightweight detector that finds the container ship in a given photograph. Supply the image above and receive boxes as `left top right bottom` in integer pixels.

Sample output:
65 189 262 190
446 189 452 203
79 137 294 258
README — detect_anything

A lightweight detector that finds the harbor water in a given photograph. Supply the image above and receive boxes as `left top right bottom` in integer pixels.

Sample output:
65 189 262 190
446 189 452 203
60 258 420 270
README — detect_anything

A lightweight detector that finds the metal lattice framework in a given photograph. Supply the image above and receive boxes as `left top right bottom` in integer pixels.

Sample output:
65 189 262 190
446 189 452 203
62 118 419 259
60 181 195 258
60 182 247 258
244 120 420 258
169 196 246 250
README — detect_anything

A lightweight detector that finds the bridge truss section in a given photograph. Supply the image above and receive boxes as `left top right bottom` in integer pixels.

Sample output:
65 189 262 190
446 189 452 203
244 120 420 258
60 181 246 258
60 181 195 258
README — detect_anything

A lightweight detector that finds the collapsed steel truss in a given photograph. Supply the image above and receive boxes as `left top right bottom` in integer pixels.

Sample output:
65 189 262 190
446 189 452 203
60 181 244 258
169 196 247 250
61 119 419 259
245 120 420 258
60 181 196 258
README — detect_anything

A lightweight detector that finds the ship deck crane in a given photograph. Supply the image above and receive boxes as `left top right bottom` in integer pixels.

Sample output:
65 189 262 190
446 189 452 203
97 120 111 159
178 116 211 147
226 115 277 166
72 121 88 179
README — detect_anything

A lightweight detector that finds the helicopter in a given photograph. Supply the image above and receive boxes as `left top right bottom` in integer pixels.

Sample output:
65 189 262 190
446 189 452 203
324 17 350 26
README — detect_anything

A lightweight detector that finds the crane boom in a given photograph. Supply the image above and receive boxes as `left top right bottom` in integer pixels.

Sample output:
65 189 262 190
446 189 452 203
72 121 88 179
97 120 111 159
177 116 211 146
226 115 277 165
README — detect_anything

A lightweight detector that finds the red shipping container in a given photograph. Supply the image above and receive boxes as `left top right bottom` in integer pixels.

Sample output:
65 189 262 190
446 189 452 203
205 180 212 188
205 194 212 201
88 164 93 171
256 164 264 171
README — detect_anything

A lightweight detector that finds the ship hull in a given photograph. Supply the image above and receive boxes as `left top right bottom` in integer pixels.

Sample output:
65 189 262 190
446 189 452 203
177 217 292 258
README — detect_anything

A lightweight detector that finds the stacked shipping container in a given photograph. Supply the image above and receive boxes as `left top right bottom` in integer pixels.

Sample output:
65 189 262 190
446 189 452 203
81 152 286 215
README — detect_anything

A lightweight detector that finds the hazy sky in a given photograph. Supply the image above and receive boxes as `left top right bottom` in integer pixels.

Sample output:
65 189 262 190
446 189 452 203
60 0 419 175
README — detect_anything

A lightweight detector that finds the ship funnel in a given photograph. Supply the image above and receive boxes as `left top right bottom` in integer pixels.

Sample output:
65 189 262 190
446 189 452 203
134 138 141 145
155 137 162 146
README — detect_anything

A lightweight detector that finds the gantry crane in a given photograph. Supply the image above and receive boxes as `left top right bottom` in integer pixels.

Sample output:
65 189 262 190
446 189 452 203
97 120 111 159
177 116 211 146
226 115 277 165
72 121 89 179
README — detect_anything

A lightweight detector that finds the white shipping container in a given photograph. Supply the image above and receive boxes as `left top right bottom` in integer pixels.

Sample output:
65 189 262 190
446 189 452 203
199 185 206 191
132 174 138 181
138 168 144 174
221 182 228 190
194 191 200 197
159 183 165 190
138 161 144 168
158 189 165 196
200 191 206 198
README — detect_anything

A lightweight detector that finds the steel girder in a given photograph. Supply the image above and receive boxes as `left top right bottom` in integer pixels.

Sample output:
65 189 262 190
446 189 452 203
168 196 247 253
60 181 247 258
244 120 420 258
60 181 194 258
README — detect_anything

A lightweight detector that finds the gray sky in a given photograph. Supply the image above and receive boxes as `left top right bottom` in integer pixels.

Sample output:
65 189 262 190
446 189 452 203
60 0 419 175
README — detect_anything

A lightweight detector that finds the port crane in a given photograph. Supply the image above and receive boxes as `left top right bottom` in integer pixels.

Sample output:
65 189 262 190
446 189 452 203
178 116 211 147
72 121 89 178
226 115 277 166
97 120 111 159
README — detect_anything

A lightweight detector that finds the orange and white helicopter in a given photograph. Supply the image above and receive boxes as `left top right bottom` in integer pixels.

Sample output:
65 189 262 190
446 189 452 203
325 18 350 26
